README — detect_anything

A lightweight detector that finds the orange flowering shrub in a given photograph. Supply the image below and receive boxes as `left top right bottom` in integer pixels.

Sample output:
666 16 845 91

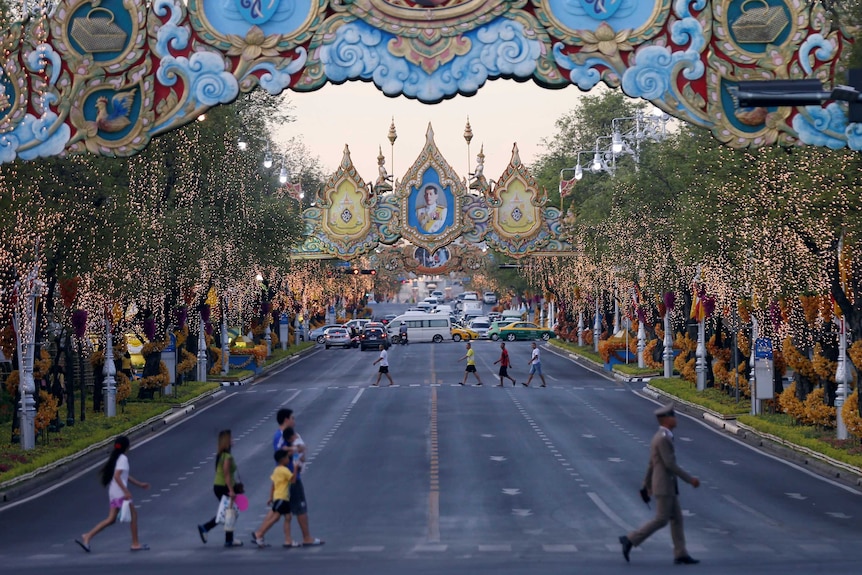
673 332 696 383
598 338 627 363
231 344 268 366
707 334 732 388
779 382 806 422
582 329 594 346
5 370 19 395
116 372 131 403
644 338 662 370
843 391 862 439
819 295 833 324
802 387 834 428
35 390 59 432
849 340 862 375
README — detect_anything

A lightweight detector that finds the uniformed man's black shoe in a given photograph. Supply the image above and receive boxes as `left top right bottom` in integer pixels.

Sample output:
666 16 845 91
619 536 632 562
674 556 700 565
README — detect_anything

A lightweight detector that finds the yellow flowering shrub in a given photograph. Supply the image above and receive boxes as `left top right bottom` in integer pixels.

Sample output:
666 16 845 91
812 344 836 381
177 349 197 376
802 387 835 428
843 391 862 439
819 295 833 324
644 338 662 370
139 361 169 390
737 331 750 358
598 338 627 363
673 332 696 383
5 369 19 395
707 334 732 388
778 382 806 422
783 338 816 380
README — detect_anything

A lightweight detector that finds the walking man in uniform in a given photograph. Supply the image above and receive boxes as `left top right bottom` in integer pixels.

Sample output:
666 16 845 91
372 344 394 386
494 342 516 386
458 342 483 386
619 404 700 565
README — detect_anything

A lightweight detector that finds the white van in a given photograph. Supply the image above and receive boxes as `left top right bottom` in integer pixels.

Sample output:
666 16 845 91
387 313 451 343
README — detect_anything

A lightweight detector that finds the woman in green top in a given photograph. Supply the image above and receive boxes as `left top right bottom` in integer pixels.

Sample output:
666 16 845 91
197 430 243 547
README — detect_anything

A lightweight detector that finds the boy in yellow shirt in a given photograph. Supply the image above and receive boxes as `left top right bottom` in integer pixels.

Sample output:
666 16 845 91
251 449 295 548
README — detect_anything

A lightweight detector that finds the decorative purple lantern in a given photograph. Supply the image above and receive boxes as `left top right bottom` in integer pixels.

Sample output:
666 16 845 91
71 309 88 339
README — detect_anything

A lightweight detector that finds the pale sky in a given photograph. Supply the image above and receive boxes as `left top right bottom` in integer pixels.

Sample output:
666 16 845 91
276 79 593 185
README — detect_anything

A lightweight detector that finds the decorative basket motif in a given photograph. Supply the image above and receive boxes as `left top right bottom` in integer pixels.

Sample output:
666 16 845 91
731 0 789 44
71 8 128 53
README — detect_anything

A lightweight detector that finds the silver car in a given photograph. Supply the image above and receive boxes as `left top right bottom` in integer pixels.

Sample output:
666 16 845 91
324 327 354 349
310 324 344 344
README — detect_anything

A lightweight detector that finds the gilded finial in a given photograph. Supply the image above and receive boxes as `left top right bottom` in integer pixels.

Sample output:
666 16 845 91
464 116 473 145
388 117 397 145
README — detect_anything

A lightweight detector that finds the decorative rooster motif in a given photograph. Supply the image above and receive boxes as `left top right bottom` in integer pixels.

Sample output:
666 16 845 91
88 89 137 134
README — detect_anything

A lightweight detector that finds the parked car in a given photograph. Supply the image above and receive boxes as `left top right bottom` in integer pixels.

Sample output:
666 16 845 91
483 291 497 305
494 321 555 342
359 326 390 350
451 325 479 342
310 324 345 344
324 327 354 349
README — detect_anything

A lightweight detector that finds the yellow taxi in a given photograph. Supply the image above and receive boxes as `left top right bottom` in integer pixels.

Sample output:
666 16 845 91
451 325 479 342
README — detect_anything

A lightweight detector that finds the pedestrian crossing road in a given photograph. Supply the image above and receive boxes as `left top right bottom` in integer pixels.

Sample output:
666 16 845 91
1 341 861 575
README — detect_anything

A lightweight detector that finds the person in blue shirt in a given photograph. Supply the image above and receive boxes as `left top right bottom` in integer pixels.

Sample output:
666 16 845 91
273 409 324 546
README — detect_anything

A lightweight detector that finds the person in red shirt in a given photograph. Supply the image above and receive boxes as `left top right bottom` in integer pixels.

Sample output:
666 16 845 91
494 342 516 387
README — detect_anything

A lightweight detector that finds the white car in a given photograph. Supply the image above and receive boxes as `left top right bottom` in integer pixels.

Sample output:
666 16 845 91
416 302 435 312
469 319 491 338
483 292 497 304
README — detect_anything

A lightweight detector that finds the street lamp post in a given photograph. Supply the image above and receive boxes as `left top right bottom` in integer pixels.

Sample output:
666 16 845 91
637 318 646 369
12 274 41 450
663 308 674 378
577 310 584 346
220 297 230 376
196 314 207 383
104 312 117 417
593 290 601 353
749 316 758 415
835 315 849 440
695 316 707 391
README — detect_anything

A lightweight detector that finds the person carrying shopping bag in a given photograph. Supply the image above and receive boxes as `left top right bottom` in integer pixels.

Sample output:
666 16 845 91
76 435 150 552
198 429 244 547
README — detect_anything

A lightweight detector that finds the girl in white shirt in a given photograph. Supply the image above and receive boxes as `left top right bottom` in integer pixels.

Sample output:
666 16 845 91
76 435 150 552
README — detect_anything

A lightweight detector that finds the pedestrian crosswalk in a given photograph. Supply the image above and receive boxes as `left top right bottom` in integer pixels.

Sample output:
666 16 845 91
244 384 629 392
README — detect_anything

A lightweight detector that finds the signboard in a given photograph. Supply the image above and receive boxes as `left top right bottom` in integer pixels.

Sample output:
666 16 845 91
754 338 773 360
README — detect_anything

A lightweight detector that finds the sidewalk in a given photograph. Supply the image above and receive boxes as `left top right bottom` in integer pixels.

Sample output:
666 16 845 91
0 344 319 505
543 341 862 489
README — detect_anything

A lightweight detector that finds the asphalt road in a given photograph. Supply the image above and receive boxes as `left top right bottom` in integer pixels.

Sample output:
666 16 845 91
2 312 862 575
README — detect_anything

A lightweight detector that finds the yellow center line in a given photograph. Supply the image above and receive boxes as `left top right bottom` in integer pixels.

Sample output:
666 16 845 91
428 386 440 542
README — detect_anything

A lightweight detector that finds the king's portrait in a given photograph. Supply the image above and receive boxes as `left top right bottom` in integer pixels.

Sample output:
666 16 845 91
415 183 448 234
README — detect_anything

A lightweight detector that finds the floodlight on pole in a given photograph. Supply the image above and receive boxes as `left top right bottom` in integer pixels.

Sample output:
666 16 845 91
263 142 273 169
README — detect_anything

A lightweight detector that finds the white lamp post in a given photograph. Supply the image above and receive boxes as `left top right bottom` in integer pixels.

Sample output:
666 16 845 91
637 318 646 369
196 315 207 382
835 314 849 440
593 291 601 353
577 310 584 346
221 298 230 376
663 308 674 378
695 315 707 391
749 316 758 415
13 272 41 450
104 313 117 417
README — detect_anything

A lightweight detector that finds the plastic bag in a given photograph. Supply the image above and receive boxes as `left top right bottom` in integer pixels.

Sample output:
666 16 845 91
215 495 230 524
118 499 132 523
223 506 238 532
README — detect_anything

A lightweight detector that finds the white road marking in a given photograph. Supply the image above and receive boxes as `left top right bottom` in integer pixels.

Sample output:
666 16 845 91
785 493 807 500
543 544 578 552
512 509 533 517
587 492 633 532
826 512 852 519
490 456 507 462
502 488 521 495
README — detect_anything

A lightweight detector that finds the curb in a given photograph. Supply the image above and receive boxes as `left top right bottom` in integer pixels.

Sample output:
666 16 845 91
551 345 862 491
0 345 317 504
